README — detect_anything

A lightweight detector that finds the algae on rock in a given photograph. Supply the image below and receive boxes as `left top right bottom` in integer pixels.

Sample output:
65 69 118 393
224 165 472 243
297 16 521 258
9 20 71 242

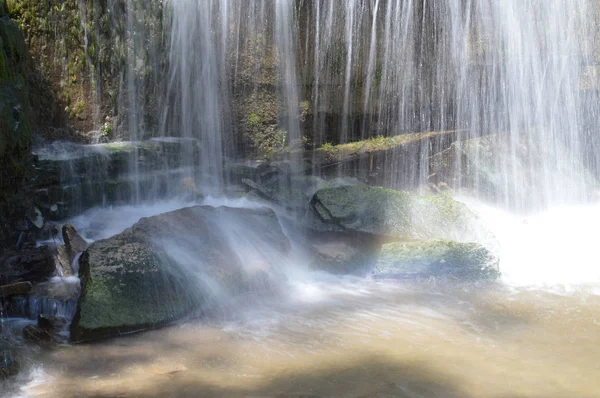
373 240 500 280
310 185 492 243
71 205 291 343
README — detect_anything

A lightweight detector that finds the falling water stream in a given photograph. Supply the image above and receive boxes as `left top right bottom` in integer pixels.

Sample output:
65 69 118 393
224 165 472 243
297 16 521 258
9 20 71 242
4 0 600 396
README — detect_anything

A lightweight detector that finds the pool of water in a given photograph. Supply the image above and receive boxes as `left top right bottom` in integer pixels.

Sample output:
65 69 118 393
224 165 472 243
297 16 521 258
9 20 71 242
8 278 600 398
5 198 600 398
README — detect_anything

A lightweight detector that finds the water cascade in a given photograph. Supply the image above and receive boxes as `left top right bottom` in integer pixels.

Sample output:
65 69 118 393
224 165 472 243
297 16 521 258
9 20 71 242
103 0 600 210
2 0 600 396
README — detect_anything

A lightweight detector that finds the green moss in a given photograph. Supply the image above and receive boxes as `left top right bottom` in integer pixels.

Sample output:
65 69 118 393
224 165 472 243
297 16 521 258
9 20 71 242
72 240 197 342
299 99 311 122
311 186 487 242
374 240 500 280
316 131 457 161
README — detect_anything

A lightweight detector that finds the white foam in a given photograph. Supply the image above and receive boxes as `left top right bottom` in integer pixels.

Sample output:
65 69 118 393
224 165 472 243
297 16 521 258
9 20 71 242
460 197 600 288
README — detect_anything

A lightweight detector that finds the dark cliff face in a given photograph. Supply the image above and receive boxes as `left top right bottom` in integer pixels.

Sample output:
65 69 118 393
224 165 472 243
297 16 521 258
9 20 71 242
0 0 31 189
0 0 32 248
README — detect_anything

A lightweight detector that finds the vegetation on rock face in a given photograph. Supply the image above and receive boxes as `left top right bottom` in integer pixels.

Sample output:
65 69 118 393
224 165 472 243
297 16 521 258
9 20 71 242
6 0 165 138
317 130 457 162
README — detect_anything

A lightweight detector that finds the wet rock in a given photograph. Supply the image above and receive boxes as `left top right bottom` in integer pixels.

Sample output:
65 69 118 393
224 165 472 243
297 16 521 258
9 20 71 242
46 224 87 277
224 163 260 185
23 324 54 344
310 241 372 275
0 13 32 204
0 281 32 298
242 178 309 211
25 207 44 229
0 246 55 285
51 245 73 277
38 315 67 331
373 240 500 281
0 349 20 378
62 224 87 254
71 205 291 343
311 185 493 242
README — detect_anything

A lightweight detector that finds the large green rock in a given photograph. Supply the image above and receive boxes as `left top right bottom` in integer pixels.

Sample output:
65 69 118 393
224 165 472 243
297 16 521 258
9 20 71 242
71 205 291 343
310 185 490 242
373 240 500 280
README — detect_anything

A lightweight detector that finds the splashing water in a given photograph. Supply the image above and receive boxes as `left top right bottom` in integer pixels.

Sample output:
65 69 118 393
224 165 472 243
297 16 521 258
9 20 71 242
459 197 600 289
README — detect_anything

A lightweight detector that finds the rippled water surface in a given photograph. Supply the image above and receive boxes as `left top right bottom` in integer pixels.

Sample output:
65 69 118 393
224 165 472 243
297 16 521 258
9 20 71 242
5 199 600 398
9 279 600 398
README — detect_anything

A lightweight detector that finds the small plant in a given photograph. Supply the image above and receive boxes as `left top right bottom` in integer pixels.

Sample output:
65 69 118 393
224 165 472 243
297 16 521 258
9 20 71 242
75 100 85 114
321 142 334 152
102 121 112 136
247 113 261 130
299 100 311 122
250 125 288 160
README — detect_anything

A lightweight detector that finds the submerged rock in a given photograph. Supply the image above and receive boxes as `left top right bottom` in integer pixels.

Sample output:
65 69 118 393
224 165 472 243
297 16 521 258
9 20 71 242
373 240 500 281
71 205 290 343
311 185 491 242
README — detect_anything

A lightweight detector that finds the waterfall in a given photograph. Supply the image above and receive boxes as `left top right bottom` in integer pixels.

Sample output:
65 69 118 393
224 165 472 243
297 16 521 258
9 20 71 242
161 0 229 192
54 0 599 211
300 0 599 210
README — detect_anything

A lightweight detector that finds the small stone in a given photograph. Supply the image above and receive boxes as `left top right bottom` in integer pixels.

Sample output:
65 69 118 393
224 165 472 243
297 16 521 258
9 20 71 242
52 245 74 277
62 224 87 254
26 207 44 229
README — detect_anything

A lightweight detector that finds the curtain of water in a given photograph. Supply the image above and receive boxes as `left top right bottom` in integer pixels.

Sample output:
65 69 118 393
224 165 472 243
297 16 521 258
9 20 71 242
304 0 598 210
162 0 228 192
112 0 600 211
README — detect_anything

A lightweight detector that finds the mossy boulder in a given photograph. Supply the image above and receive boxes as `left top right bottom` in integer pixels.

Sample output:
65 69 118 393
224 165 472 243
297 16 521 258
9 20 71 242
373 240 500 280
71 205 291 343
310 185 491 242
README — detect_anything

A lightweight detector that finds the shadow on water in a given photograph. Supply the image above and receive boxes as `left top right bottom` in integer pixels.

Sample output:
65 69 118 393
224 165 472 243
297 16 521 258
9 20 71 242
33 353 593 398
29 356 472 398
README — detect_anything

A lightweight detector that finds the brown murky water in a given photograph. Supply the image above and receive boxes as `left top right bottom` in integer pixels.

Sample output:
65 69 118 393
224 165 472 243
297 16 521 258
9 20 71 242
12 280 600 398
